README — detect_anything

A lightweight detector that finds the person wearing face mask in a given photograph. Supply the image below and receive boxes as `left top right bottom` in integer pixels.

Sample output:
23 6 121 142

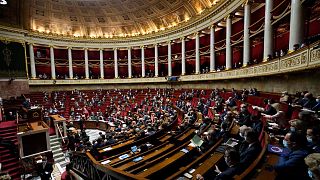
311 96 320 112
307 128 320 153
238 130 261 171
195 148 240 180
274 132 309 180
237 104 251 127
305 153 320 180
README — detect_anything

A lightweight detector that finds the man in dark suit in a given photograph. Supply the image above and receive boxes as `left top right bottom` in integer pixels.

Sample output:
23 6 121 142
196 148 241 180
214 148 241 180
239 130 261 170
36 156 53 180
237 104 252 127
274 132 309 180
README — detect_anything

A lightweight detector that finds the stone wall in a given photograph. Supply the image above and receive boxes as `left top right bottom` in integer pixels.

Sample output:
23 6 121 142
0 79 29 98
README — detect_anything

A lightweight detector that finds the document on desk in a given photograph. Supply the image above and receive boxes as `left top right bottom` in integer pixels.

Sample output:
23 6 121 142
180 148 189 153
103 147 113 151
119 154 129 160
101 160 111 165
190 134 204 147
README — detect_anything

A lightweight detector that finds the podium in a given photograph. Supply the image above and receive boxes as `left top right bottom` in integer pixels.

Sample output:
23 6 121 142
50 115 67 138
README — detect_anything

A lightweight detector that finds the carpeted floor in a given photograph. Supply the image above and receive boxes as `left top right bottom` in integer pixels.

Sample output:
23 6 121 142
0 120 16 128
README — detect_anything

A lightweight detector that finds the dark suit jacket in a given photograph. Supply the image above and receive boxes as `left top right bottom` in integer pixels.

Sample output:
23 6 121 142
239 141 261 169
214 164 240 180
37 162 53 180
274 149 309 180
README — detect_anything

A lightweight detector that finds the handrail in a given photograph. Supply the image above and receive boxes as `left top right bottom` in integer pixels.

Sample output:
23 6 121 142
271 0 289 13
56 124 65 144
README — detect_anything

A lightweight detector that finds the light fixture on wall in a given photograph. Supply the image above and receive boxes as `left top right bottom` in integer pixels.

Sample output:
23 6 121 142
0 0 7 5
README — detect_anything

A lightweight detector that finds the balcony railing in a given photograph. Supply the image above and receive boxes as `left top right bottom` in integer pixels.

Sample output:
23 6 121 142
29 41 320 85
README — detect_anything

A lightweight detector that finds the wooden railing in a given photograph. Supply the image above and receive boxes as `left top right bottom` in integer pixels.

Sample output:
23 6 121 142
56 124 65 144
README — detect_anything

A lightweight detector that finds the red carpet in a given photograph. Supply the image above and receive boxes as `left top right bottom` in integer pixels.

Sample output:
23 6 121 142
0 120 21 179
0 120 16 128
49 126 56 136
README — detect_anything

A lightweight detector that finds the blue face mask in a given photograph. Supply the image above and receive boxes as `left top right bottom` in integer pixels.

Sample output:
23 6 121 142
308 169 313 179
307 137 313 143
290 127 296 132
283 139 289 148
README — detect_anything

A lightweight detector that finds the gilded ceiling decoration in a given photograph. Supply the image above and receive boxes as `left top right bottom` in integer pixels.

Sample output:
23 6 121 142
24 0 221 38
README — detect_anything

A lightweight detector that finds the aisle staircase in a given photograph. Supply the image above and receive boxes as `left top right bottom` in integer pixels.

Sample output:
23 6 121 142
0 122 21 180
50 135 68 179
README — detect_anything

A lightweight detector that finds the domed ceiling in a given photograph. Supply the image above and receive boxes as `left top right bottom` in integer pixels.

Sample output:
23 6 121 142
22 0 220 38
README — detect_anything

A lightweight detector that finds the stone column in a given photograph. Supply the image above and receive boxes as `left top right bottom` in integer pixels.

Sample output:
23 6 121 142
243 1 251 66
68 47 73 79
50 46 56 79
167 41 172 76
29 43 36 79
84 48 89 79
226 15 232 70
195 32 200 74
181 37 186 75
154 44 159 77
114 48 119 78
99 49 104 79
289 0 304 52
263 0 273 61
141 46 145 77
128 47 132 78
210 25 216 72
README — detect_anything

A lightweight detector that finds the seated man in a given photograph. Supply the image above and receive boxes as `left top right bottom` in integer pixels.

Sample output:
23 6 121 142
239 130 261 170
196 148 241 180
307 127 320 153
274 132 309 180
237 104 251 127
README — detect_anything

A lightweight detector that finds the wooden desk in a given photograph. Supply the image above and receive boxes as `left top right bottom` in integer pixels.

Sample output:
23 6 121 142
118 143 175 171
252 153 279 180
191 152 224 179
29 122 48 131
137 145 195 178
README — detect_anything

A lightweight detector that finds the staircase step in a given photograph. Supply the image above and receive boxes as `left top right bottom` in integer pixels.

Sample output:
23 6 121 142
0 131 17 137
54 156 66 164
53 152 65 159
52 148 63 154
0 157 18 164
0 129 17 135
50 141 61 146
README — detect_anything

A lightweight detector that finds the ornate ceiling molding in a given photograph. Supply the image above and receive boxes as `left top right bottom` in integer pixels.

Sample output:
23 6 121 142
0 0 245 48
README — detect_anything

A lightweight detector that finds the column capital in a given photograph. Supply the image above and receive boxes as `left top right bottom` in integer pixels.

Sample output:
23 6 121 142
127 47 132 50
113 47 118 50
154 43 158 47
98 48 103 51
140 45 145 49
49 45 54 48
209 24 216 29
225 14 233 20
84 47 89 50
27 42 34 46
243 0 252 6
180 36 186 41
194 31 200 36
67 46 72 49
167 40 172 44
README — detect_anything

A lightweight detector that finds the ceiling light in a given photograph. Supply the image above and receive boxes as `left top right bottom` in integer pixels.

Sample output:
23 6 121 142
0 0 7 5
